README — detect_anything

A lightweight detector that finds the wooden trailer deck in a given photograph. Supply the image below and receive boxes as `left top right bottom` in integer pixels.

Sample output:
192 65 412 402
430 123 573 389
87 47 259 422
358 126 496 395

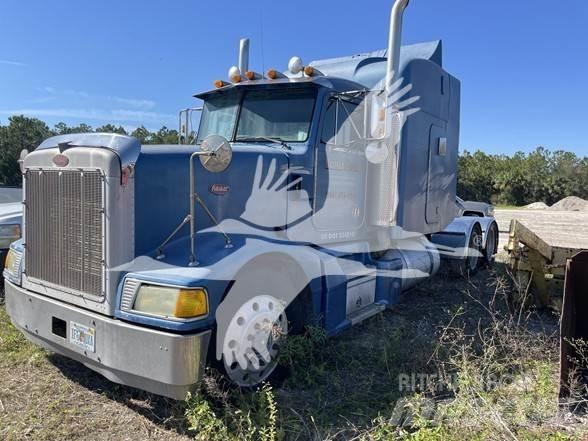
495 209 588 251
494 209 588 307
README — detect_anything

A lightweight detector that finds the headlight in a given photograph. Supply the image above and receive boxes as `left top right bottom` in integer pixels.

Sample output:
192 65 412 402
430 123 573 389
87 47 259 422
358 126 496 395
488 206 495 217
3 247 23 284
0 224 21 249
133 285 208 319
5 249 15 270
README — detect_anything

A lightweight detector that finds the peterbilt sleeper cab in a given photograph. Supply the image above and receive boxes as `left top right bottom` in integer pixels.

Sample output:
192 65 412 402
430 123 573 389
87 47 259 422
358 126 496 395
4 0 498 399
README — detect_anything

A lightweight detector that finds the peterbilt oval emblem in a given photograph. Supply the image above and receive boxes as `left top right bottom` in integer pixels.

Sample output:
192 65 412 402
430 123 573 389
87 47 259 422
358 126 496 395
52 154 69 167
209 184 230 196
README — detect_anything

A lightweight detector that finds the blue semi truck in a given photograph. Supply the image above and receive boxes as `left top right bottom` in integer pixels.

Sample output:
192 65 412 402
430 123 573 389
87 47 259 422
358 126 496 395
4 0 498 399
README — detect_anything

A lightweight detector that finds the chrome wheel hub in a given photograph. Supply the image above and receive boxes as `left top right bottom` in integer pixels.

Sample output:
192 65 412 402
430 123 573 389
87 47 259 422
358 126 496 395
485 227 497 263
222 295 288 387
467 230 483 271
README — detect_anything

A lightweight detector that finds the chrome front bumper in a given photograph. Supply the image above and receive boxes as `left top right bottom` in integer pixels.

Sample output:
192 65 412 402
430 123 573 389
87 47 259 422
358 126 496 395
4 281 211 400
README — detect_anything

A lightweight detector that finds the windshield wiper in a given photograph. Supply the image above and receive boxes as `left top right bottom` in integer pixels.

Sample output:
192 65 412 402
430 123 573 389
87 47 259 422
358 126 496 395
235 136 293 151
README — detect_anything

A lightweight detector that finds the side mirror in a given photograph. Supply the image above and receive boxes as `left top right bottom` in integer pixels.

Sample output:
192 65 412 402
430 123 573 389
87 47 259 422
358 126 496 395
199 135 232 173
365 142 389 164
18 149 29 173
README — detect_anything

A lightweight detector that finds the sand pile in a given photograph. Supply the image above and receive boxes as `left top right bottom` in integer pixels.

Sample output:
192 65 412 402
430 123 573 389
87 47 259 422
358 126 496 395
524 202 549 210
548 196 588 211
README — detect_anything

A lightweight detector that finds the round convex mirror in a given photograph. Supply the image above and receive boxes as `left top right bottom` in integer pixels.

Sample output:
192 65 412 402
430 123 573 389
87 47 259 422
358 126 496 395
365 141 389 164
200 135 233 173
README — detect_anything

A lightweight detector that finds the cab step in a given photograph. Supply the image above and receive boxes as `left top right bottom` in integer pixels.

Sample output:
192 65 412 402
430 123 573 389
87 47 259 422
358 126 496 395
348 302 386 326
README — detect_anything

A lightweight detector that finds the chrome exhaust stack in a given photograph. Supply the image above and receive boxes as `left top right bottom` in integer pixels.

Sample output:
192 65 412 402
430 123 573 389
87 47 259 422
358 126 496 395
367 0 410 228
238 38 250 75
385 0 409 93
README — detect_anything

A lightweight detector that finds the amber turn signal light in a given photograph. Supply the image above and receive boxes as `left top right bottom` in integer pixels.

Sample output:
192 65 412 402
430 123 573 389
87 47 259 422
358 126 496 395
214 79 229 88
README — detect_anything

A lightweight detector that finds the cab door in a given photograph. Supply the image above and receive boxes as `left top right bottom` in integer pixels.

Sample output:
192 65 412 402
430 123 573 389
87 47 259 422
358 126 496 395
312 94 368 237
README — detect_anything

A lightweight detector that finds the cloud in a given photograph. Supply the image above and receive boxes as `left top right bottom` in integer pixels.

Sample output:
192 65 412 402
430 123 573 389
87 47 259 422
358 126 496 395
0 59 26 67
15 87 164 125
0 60 28 67
111 97 156 110
0 108 175 124
27 96 56 104
41 87 156 110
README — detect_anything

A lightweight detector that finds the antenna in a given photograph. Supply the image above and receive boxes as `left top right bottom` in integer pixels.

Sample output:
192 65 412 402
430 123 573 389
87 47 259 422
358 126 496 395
259 4 265 73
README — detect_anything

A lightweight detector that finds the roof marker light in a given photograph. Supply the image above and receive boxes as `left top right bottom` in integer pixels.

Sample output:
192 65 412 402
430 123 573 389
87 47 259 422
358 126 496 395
266 69 279 80
214 79 229 88
245 71 261 80
303 66 315 77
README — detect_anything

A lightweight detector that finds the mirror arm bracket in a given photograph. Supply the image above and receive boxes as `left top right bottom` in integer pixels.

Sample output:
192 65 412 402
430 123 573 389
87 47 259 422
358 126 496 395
155 150 233 265
189 151 233 267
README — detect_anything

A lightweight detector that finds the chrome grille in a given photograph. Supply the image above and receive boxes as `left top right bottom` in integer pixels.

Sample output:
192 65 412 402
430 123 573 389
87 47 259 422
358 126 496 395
25 169 104 298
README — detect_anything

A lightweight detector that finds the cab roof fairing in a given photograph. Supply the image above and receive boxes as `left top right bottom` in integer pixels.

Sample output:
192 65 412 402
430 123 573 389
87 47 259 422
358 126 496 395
309 40 443 90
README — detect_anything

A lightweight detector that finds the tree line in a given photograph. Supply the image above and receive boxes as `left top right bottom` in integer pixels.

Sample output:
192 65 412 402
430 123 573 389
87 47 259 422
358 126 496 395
0 116 179 186
458 148 588 206
1 115 586 206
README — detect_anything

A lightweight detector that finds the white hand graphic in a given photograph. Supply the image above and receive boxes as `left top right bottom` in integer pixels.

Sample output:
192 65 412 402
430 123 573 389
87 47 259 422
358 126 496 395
386 74 420 117
240 155 312 228
366 74 420 164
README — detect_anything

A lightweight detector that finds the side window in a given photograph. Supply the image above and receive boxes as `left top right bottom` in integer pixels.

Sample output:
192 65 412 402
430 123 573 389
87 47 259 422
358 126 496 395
321 96 365 148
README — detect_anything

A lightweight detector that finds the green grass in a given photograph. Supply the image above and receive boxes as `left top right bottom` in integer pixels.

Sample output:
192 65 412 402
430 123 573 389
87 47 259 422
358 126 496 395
0 300 43 365
1 267 587 440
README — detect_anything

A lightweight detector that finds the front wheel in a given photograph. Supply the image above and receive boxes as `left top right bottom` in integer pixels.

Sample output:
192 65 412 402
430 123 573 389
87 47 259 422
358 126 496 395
222 295 288 387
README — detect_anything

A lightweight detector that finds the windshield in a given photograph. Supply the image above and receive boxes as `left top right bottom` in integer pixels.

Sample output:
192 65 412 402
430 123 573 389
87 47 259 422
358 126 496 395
197 88 316 144
196 93 240 143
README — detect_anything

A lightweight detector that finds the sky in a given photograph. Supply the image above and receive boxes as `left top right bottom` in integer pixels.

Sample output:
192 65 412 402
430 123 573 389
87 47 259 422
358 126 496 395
0 0 587 156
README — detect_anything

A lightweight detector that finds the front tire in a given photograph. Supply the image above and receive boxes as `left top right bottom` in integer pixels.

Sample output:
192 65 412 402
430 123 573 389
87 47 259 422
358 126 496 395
216 255 312 388
222 295 288 387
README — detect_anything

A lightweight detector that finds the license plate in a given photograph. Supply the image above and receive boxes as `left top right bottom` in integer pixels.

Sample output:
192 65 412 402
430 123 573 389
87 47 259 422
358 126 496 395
69 321 95 352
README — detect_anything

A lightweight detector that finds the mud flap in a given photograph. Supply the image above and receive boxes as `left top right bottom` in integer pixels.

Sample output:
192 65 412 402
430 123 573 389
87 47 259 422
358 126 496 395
559 251 588 401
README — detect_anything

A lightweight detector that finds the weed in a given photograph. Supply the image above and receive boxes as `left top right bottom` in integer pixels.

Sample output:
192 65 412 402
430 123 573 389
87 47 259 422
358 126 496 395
277 326 329 387
185 373 281 441
185 391 231 441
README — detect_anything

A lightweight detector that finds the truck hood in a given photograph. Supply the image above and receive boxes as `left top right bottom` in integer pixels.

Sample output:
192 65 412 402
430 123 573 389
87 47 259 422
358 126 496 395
133 144 290 257
0 202 23 224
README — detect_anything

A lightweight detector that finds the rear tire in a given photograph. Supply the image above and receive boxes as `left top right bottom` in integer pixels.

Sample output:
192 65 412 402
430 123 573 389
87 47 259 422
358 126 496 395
450 223 483 277
483 222 499 267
